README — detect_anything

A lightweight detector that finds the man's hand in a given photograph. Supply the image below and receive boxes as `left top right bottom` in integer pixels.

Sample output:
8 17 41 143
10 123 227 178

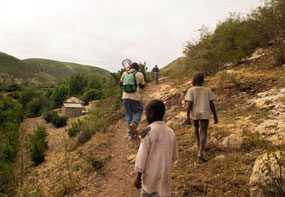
185 117 192 125
214 117 218 124
134 175 142 189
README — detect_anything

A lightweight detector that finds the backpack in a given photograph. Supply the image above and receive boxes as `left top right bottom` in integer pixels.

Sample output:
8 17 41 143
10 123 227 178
122 72 137 93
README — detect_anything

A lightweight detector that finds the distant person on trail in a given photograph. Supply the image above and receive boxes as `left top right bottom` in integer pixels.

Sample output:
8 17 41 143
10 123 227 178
185 72 218 162
134 100 177 197
152 65 160 84
120 61 145 140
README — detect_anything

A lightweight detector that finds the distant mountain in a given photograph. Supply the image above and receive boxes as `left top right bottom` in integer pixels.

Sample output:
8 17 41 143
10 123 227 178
0 52 112 85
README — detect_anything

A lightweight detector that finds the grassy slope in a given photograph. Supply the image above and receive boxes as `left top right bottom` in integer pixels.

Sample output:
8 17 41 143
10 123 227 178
161 57 189 78
0 52 112 84
0 52 32 78
162 52 285 196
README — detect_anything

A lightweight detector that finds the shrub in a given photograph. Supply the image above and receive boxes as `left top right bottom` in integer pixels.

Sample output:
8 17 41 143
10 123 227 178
26 97 49 118
43 111 58 123
78 126 92 144
0 97 23 195
51 85 69 108
28 126 48 165
51 114 68 128
82 89 103 103
68 120 82 138
68 74 88 96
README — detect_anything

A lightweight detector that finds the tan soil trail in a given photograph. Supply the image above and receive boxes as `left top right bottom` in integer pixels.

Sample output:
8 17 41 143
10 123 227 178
95 83 167 197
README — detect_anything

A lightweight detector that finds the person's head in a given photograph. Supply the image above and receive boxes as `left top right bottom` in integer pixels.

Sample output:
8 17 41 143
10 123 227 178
145 100 166 124
192 72 205 86
155 65 158 68
131 62 140 71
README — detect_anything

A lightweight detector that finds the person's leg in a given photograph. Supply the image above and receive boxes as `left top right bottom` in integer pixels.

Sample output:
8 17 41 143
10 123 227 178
155 72 159 84
199 119 209 159
123 99 133 137
131 101 144 127
193 120 200 154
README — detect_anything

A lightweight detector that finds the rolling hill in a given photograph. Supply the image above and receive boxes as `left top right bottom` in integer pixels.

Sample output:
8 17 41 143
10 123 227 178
0 52 112 85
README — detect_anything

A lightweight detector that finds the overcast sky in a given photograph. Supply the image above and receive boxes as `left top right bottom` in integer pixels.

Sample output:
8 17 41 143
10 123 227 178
0 0 262 72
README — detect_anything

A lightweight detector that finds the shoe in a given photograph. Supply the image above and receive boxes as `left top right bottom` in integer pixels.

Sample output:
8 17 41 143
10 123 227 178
197 155 207 163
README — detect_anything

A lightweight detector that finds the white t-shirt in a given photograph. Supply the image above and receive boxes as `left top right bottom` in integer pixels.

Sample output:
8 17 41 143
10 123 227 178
135 121 177 197
185 86 215 120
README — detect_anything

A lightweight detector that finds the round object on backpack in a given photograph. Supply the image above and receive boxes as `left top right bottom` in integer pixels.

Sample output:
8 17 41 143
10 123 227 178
122 58 132 68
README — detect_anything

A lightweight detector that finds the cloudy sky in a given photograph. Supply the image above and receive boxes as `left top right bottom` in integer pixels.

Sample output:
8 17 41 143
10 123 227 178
0 0 262 71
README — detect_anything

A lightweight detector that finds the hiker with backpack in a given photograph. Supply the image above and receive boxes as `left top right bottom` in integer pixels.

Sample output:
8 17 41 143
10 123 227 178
185 72 218 162
152 65 160 84
120 61 145 140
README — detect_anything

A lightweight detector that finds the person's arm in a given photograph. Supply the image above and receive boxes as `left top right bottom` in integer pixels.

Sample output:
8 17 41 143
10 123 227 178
186 101 193 125
134 172 143 189
134 135 151 189
120 72 125 87
185 89 193 125
172 136 177 162
137 73 145 89
210 101 218 124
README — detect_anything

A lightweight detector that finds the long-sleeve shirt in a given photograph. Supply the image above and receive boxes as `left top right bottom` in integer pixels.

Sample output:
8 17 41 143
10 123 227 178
135 121 177 197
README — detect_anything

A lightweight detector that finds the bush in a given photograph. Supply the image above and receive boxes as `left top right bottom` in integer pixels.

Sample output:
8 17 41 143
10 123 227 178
51 114 68 128
68 74 88 96
28 126 48 165
68 120 82 138
82 89 103 103
78 126 92 144
51 84 69 108
43 111 58 123
26 97 49 118
0 97 23 195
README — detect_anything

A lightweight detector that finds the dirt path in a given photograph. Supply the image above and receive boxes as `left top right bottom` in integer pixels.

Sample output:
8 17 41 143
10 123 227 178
17 82 171 197
94 83 168 196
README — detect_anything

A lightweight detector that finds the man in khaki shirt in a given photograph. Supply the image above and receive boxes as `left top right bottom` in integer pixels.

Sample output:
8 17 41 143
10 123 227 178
135 100 177 197
120 62 145 139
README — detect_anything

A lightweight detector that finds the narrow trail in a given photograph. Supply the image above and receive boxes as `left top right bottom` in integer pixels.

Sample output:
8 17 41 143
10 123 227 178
94 83 167 197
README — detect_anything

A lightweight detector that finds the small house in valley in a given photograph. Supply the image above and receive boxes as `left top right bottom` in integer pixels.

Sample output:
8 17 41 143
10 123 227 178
62 97 85 117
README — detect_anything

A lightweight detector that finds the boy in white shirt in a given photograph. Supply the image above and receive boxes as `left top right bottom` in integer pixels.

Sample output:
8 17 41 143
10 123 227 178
134 100 177 197
185 72 218 161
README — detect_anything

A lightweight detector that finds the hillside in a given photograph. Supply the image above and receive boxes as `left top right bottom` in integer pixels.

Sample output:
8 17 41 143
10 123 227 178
0 52 112 85
14 47 285 196
161 57 188 77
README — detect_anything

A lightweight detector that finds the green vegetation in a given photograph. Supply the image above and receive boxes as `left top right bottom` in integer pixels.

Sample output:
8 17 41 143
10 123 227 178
51 114 68 128
0 52 113 88
28 126 48 165
43 111 58 123
164 0 285 76
0 97 23 195
43 111 68 128
68 121 81 138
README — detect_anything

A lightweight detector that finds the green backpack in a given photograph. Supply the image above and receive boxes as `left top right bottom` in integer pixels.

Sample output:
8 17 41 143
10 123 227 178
123 72 137 93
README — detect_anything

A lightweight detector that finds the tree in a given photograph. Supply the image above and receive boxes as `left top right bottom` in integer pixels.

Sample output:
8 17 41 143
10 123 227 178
51 84 69 108
28 126 48 165
68 74 88 96
82 89 103 102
